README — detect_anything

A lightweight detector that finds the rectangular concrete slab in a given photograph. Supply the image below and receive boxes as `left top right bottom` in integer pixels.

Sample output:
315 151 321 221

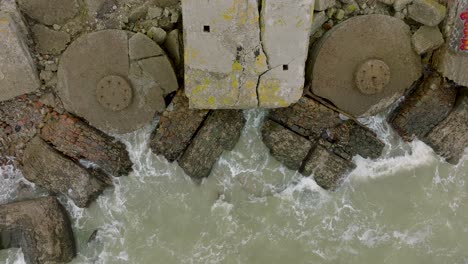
0 12 40 101
182 0 314 109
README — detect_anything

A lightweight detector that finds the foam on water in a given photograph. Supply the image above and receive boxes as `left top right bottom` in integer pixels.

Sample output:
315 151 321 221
1 109 468 264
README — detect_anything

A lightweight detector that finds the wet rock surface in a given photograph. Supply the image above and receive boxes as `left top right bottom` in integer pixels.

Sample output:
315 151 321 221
261 95 385 190
21 137 106 208
0 196 75 264
178 110 245 180
389 73 458 141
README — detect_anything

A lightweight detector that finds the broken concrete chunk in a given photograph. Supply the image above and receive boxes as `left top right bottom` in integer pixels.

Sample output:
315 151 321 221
394 0 413 12
433 1 468 87
424 91 468 164
182 0 314 109
148 26 167 45
150 91 209 162
0 197 75 264
411 26 444 54
261 119 313 170
389 73 457 141
164 29 182 67
32 24 70 55
147 6 163 19
408 0 447 26
21 137 106 208
178 110 245 179
300 144 356 190
57 30 178 134
310 15 422 116
0 12 40 102
129 32 164 61
40 111 133 176
315 0 336 11
268 96 342 139
17 0 78 25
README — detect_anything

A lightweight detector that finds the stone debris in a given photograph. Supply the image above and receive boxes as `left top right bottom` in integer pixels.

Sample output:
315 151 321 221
315 0 336 11
148 26 167 44
0 197 75 264
411 26 444 54
31 24 70 55
40 110 133 177
21 137 106 208
310 15 422 116
0 12 40 102
407 0 447 26
300 145 356 190
261 95 384 190
261 119 313 170
310 11 328 36
17 0 79 26
57 30 178 134
178 110 245 180
394 0 413 12
389 73 458 141
182 0 315 109
433 0 468 87
424 90 468 164
150 91 209 162
164 29 182 67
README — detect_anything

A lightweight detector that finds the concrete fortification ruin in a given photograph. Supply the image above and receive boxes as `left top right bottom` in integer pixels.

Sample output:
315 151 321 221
0 0 467 262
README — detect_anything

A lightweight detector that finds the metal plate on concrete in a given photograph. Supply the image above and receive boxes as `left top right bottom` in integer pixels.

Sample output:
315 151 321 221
310 15 422 117
57 30 178 134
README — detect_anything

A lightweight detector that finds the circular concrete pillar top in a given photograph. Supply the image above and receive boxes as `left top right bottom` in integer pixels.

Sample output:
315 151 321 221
96 75 133 111
355 59 390 95
57 30 179 134
310 15 422 116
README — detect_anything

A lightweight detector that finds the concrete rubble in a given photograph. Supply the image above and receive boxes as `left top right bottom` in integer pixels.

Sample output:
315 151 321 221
182 0 315 109
0 197 75 264
411 26 444 55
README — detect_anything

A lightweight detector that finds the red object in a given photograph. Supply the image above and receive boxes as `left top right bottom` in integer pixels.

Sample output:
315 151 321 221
461 11 468 20
462 38 468 45
460 44 468 50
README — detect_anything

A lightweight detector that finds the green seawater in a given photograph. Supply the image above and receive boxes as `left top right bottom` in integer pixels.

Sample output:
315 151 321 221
1 110 468 264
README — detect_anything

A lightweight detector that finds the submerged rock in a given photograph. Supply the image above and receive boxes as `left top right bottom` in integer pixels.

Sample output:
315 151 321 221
424 90 468 164
389 73 458 141
21 137 106 208
0 12 40 102
0 197 75 264
178 110 245 180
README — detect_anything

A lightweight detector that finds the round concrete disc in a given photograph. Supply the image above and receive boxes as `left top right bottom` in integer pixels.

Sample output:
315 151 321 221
57 30 177 134
310 15 422 116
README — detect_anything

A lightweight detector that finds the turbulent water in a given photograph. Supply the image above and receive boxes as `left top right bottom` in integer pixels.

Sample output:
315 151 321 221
1 110 468 264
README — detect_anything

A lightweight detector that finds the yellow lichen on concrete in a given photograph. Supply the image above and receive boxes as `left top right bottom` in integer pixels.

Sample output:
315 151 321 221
258 79 289 107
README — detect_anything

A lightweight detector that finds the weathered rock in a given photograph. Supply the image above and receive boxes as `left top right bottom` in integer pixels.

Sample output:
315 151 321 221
182 0 314 108
261 119 312 170
322 120 385 160
408 0 447 26
0 12 40 102
411 26 444 54
310 11 328 36
128 5 148 22
17 0 78 25
424 91 468 164
389 73 458 141
148 26 167 44
147 6 163 19
22 137 106 208
310 15 422 116
31 24 70 55
268 96 341 139
300 145 356 190
315 0 336 11
150 90 209 162
433 1 468 87
0 197 75 264
178 110 245 179
57 30 178 134
394 0 413 12
40 111 132 176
